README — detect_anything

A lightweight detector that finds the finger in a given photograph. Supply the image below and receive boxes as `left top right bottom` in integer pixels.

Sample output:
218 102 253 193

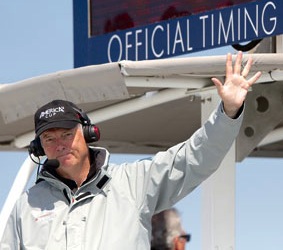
247 71 262 85
226 53 233 77
241 56 253 78
234 51 243 75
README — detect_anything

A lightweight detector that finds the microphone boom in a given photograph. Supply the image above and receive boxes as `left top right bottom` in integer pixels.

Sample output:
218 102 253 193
44 159 60 169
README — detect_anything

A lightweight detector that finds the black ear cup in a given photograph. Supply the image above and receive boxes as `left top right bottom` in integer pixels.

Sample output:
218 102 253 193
28 137 45 157
73 107 100 143
28 106 100 157
83 124 100 143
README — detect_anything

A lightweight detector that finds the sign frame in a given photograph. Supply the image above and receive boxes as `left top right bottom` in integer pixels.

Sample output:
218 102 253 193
73 0 283 67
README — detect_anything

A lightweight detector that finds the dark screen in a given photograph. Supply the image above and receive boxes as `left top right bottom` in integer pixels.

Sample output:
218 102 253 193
89 0 255 36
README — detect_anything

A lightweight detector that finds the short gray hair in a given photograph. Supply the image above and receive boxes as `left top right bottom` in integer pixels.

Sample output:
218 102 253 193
151 208 185 250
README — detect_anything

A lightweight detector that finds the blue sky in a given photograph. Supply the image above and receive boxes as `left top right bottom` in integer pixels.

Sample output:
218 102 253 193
0 1 283 249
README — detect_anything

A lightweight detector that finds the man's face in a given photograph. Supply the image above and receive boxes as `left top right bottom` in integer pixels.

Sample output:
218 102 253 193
173 236 186 250
40 125 89 172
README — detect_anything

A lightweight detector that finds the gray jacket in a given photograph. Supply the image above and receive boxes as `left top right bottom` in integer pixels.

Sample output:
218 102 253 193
0 104 243 250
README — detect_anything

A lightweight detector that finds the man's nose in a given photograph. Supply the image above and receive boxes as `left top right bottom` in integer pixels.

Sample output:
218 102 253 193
53 137 68 148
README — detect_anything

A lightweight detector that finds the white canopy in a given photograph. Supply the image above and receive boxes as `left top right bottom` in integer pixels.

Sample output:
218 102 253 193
0 53 283 161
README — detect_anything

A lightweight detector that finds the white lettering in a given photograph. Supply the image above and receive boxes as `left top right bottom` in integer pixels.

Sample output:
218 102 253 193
104 1 279 62
108 35 122 62
262 1 277 35
39 107 65 119
151 25 164 58
167 23 170 55
135 29 143 61
125 31 133 60
238 8 241 41
244 6 258 39
218 10 235 44
211 14 214 46
186 19 193 51
172 21 185 54
199 15 209 47
145 28 148 59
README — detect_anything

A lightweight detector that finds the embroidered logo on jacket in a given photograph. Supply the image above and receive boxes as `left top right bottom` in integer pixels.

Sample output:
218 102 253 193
33 211 56 223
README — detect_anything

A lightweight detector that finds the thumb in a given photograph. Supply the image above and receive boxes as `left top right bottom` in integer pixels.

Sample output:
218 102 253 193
211 77 222 88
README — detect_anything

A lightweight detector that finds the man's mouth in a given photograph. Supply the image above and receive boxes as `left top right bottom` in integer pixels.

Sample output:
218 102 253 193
56 152 72 160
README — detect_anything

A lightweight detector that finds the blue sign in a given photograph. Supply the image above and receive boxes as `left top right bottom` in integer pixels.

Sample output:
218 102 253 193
73 0 283 67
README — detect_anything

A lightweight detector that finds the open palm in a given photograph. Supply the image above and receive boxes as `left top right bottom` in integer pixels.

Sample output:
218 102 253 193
211 51 262 118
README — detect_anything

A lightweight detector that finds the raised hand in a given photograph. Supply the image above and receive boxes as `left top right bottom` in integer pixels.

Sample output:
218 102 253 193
211 51 262 118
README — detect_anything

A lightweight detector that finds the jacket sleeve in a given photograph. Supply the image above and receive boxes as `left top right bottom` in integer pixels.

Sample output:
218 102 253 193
0 204 20 250
128 102 244 213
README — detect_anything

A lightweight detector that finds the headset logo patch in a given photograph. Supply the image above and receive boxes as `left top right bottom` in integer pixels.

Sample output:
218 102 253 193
39 106 65 119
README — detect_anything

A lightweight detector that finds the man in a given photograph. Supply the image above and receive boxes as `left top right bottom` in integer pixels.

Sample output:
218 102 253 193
1 52 262 249
151 208 190 250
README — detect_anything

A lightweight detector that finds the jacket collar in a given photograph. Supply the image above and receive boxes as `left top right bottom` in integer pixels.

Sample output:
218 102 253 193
37 147 111 195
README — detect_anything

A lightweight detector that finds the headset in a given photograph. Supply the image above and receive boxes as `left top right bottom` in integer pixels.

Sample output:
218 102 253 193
28 107 100 157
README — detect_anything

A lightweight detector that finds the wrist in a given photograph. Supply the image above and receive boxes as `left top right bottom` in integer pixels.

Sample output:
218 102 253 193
223 102 244 119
